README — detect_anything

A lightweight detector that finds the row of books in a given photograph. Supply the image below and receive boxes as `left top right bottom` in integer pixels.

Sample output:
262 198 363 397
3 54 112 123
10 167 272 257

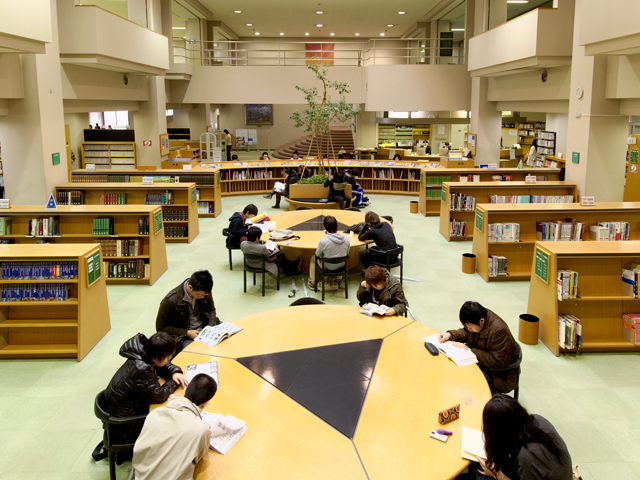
450 193 475 211
139 217 150 235
537 147 555 156
105 259 148 279
449 219 467 237
536 219 585 241
1 261 78 279
423 175 452 186
56 191 85 205
100 194 127 205
1 284 72 302
177 175 216 186
29 217 60 237
491 175 514 181
589 221 630 241
145 191 174 205
94 239 141 257
558 314 581 349
488 255 507 277
557 270 578 300
458 174 480 182
0 217 11 235
93 217 115 236
197 202 215 213
165 226 187 238
489 195 574 204
622 313 640 346
163 209 188 221
487 223 520 243
425 189 441 199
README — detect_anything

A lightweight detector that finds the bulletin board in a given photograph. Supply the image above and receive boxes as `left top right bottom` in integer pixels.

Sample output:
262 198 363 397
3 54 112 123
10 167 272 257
467 133 477 156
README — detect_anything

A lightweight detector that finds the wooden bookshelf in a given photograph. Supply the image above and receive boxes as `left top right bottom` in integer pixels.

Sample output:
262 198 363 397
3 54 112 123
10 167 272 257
376 123 432 148
0 244 111 360
624 134 640 202
69 169 222 218
54 182 199 244
439 181 577 242
419 168 563 217
527 241 640 356
81 142 136 169
0 205 168 285
471 202 640 283
499 148 525 168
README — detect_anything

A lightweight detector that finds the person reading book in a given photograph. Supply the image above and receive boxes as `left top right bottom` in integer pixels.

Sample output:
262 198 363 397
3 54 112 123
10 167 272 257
461 394 572 480
308 215 350 290
324 169 351 209
357 265 407 316
132 374 220 480
438 301 518 394
241 226 302 277
156 270 220 354
358 211 399 268
263 167 299 208
227 204 258 246
94 332 187 463
345 168 367 207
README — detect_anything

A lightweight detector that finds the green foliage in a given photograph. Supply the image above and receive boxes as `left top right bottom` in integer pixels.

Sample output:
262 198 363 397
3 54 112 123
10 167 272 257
298 173 328 185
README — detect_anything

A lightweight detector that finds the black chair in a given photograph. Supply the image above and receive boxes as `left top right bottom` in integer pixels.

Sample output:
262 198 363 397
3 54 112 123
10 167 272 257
295 206 313 211
243 253 280 297
381 215 393 224
290 297 325 306
223 228 241 270
491 342 523 400
94 390 147 480
369 244 404 284
314 254 349 301
345 207 360 212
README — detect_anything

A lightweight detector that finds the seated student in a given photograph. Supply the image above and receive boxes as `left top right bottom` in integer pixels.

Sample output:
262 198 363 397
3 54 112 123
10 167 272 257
358 211 399 268
94 332 188 462
323 169 351 209
345 168 367 207
357 265 407 316
260 151 270 161
308 215 350 290
393 153 401 161
227 204 258 245
156 270 220 353
425 141 432 155
292 150 301 160
241 226 302 276
132 374 221 480
465 394 573 480
263 167 299 208
438 301 518 394
231 154 239 161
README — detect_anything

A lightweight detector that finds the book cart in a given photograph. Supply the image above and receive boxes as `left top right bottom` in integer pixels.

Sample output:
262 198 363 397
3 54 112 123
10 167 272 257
0 244 110 360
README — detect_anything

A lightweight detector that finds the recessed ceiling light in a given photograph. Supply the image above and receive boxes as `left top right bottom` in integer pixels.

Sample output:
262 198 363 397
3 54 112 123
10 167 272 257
234 10 241 13
305 32 309 36
387 24 394 27
246 23 252 26
280 32 284 35
330 33 335 36
317 24 323 27
506 1 529 3
380 33 385 36
255 32 260 35
451 28 465 31
316 11 323 14
172 27 185 30
355 33 360 36
398 11 405 14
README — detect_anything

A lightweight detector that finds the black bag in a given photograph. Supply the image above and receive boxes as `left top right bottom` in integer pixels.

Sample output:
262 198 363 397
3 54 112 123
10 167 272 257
344 222 366 234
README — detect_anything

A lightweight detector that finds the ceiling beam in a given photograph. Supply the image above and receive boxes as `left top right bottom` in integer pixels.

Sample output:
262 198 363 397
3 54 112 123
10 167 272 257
174 0 214 21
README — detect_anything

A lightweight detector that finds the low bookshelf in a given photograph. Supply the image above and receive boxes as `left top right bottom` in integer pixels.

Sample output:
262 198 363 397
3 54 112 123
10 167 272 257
0 205 168 285
0 244 111 360
527 241 640 356
81 142 136 169
54 182 199 244
471 202 640 283
418 168 563 217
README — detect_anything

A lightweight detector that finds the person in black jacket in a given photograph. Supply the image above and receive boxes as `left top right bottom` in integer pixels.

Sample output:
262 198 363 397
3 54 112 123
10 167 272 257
156 270 220 353
323 169 351 209
358 211 399 268
263 168 299 208
94 332 187 461
227 204 258 247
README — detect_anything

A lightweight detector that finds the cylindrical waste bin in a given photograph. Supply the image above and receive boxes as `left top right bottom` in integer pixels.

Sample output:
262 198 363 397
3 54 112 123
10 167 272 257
518 314 539 345
461 253 476 274
410 201 419 214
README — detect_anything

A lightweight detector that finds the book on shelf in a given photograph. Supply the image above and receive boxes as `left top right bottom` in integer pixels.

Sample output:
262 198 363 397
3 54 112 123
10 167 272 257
165 226 187 238
94 239 141 257
56 191 85 205
589 221 629 241
536 219 585 241
556 270 578 300
490 195 529 204
622 267 640 298
450 193 475 211
145 191 174 205
422 334 478 367
197 202 213 214
1 283 72 302
558 314 581 349
195 322 244 347
28 217 60 237
359 303 393 317
491 175 512 181
105 259 147 279
92 217 115 236
185 361 219 386
488 255 507 277
487 223 520 242
622 313 640 346
138 217 150 235
100 193 127 205
458 174 480 182
1 261 78 279
529 195 574 203
162 209 188 221
0 217 12 235
200 411 248 455
449 219 467 237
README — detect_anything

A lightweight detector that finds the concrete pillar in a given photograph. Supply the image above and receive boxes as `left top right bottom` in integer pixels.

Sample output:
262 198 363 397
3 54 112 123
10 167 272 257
188 104 208 140
565 0 628 200
488 0 507 29
0 0 68 204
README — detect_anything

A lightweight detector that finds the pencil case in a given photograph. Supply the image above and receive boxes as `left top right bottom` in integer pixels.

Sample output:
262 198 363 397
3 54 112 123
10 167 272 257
438 404 460 425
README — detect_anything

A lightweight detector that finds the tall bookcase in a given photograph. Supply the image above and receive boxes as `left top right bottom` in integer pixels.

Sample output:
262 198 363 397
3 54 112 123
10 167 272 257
81 142 137 169
54 182 199 244
438 181 577 242
0 205 168 285
528 241 640 356
0 244 110 360
377 123 432 147
472 202 640 282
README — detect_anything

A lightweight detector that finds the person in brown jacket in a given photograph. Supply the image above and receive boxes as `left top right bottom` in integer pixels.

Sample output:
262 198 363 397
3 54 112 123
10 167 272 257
438 301 518 394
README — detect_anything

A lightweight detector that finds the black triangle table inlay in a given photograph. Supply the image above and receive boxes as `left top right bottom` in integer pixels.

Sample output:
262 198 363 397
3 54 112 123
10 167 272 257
287 214 351 232
237 339 382 438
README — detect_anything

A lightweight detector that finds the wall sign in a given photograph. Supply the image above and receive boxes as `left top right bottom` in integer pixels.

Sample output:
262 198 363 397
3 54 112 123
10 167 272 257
534 247 549 284
581 196 595 206
154 210 163 234
52 152 60 165
572 152 580 164
143 140 152 147
475 208 484 233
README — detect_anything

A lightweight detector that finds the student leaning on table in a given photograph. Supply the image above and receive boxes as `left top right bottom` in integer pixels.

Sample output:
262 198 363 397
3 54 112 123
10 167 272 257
357 265 407 316
241 226 302 276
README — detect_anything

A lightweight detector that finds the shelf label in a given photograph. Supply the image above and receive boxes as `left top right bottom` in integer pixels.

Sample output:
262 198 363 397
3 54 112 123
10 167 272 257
87 251 101 286
142 176 154 185
441 185 447 202
86 164 96 171
191 186 197 204
183 164 192 170
488 163 498 170
92 251 101 283
534 247 549 284
475 208 483 232
154 209 163 234
0 199 10 209
525 175 536 184
581 196 595 206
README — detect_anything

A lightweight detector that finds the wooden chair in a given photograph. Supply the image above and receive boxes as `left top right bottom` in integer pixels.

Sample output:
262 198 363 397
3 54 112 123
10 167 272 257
243 253 280 296
314 254 349 301
370 244 404 284
222 228 241 270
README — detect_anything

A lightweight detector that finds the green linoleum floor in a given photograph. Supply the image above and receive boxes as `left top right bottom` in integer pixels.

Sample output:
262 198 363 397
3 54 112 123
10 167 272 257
0 191 639 479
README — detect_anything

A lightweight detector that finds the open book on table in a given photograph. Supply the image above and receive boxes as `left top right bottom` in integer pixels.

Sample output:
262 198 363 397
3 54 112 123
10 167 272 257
360 303 392 317
200 411 248 455
195 323 243 348
461 426 486 462
422 334 478 367
185 361 218 387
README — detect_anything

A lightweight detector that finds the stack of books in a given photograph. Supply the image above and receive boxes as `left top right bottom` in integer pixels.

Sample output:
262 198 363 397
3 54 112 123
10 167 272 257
536 218 585 241
197 202 214 214
589 221 630 241
94 239 141 257
1 261 78 279
488 255 507 277
105 259 148 279
1 284 72 302
558 314 581 349
100 193 127 205
56 191 85 205
449 219 467 237
423 175 452 186
622 266 640 298
28 217 60 237
138 217 150 235
458 174 480 182
557 270 578 300
165 226 187 238
162 209 188 221
450 193 475 211
92 217 114 236
487 223 520 242
145 191 174 205
622 313 640 346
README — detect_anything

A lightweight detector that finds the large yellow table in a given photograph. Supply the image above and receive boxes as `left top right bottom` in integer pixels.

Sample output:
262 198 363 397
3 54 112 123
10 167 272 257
173 305 491 480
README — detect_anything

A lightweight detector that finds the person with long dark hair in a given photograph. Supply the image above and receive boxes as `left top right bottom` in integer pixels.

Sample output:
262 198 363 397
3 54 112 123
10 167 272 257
470 395 572 480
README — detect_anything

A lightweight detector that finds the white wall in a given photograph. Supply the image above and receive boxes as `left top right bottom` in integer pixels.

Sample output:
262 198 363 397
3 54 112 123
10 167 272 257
64 112 87 168
487 65 571 102
0 0 52 43
61 64 149 101
605 56 640 100
579 0 640 47
0 55 25 99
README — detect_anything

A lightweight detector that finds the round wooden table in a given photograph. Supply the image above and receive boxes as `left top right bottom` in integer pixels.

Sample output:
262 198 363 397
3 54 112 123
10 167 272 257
171 305 491 480
259 210 389 272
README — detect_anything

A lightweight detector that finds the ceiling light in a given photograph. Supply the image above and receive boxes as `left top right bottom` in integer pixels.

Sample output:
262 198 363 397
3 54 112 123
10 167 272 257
305 32 309 36
330 33 335 36
234 10 241 13
255 32 260 35
387 24 394 27
172 27 185 30
355 33 360 36
398 11 405 14
316 11 323 14
246 23 252 26
280 32 284 35
506 1 529 3
380 33 385 36
317 24 323 27
451 28 465 31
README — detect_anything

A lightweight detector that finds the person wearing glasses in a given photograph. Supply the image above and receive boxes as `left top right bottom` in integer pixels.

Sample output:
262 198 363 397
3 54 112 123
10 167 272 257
156 270 220 353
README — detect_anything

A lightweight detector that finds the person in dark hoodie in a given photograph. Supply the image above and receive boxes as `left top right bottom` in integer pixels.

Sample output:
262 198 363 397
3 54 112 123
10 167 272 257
358 211 399 268
227 204 258 247
357 265 407 316
308 215 350 290
323 168 351 209
263 167 299 208
93 332 187 462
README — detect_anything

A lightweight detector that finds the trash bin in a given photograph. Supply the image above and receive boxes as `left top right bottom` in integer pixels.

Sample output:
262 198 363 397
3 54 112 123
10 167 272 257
410 201 419 214
461 253 476 274
518 314 539 345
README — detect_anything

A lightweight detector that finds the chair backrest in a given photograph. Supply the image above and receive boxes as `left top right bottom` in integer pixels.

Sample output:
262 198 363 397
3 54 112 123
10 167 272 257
493 342 522 372
370 244 404 256
222 228 231 237
290 297 325 306
295 206 313 211
244 253 267 268
94 390 110 423
318 254 349 266
381 215 394 224
345 207 360 211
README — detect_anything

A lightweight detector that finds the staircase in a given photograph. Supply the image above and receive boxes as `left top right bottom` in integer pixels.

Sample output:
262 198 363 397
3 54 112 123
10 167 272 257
273 128 354 159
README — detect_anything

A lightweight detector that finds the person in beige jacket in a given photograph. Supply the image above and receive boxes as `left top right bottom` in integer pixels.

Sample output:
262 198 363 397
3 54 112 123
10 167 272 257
132 374 221 480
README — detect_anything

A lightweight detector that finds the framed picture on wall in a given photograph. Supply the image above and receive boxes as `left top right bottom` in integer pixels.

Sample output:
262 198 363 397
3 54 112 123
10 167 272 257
245 104 273 125
159 133 170 155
